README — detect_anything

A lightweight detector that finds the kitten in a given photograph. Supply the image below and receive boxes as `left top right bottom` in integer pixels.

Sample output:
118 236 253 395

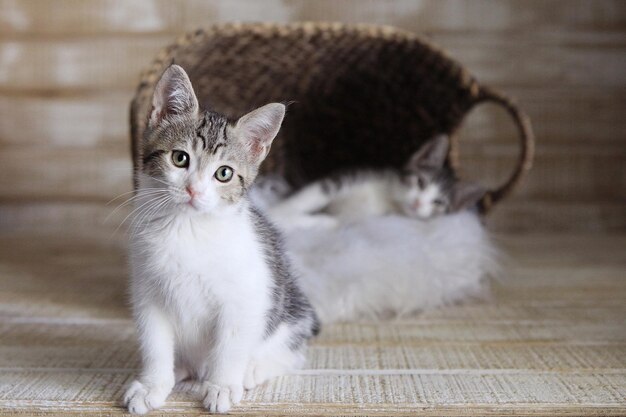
124 65 319 414
268 135 485 228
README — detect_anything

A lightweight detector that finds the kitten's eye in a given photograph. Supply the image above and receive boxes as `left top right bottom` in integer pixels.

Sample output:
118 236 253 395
417 176 426 189
433 198 445 207
171 150 189 168
215 166 234 183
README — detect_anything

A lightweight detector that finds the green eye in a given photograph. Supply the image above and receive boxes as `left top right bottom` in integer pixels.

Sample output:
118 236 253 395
215 166 234 183
171 150 189 168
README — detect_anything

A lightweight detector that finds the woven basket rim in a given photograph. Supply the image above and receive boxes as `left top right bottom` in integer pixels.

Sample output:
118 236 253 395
136 21 477 91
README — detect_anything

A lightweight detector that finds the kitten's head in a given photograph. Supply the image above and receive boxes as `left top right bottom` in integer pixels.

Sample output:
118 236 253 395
138 65 285 215
397 135 485 219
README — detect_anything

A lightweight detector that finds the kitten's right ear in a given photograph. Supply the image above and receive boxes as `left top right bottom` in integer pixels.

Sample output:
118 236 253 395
451 182 486 212
406 134 450 170
148 65 199 129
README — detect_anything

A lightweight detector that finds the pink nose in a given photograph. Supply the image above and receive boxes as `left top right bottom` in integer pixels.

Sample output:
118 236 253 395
186 186 197 198
412 200 421 209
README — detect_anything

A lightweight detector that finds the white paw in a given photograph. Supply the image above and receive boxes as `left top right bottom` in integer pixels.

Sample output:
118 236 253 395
123 380 171 414
202 382 243 413
244 360 284 390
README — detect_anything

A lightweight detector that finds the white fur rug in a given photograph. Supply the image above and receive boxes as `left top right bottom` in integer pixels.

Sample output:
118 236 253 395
281 212 498 323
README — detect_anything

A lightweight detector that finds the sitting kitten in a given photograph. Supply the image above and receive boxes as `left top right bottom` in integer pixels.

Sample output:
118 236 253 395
269 135 485 228
124 65 319 414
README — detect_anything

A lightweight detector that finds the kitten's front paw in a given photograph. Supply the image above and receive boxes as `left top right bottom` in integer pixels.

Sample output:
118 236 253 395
202 382 243 413
123 380 170 414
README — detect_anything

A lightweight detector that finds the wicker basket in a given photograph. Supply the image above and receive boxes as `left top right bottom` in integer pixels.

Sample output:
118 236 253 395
130 23 534 213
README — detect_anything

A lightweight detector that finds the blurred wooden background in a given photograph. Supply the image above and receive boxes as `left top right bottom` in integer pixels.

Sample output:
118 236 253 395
0 0 624 234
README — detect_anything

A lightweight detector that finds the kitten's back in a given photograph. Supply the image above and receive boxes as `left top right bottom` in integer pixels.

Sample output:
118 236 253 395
249 206 320 341
322 170 400 220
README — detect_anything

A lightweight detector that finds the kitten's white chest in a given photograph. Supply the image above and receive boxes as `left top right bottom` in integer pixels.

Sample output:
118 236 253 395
155 216 249 275
135 211 270 320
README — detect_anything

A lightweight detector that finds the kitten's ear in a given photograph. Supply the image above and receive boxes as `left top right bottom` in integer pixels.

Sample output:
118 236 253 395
233 103 285 163
407 134 450 170
148 65 199 129
451 182 486 212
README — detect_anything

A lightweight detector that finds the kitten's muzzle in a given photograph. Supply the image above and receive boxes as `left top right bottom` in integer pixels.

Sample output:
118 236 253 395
186 185 198 198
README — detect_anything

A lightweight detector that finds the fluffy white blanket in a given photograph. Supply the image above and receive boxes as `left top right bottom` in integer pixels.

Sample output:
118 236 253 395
283 212 498 323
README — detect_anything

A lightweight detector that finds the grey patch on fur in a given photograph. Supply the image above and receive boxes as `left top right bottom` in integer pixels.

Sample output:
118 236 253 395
403 164 457 213
142 150 166 167
194 111 229 152
249 205 320 350
401 134 457 213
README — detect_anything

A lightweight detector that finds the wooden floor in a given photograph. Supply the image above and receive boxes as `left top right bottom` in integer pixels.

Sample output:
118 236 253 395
0 231 625 416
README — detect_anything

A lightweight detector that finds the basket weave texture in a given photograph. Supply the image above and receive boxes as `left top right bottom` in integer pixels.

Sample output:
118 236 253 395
131 23 534 212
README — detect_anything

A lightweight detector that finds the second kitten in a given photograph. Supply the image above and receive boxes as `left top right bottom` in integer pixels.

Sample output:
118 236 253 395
268 135 485 228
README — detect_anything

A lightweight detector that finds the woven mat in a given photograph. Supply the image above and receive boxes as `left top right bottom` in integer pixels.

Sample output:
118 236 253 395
0 232 625 416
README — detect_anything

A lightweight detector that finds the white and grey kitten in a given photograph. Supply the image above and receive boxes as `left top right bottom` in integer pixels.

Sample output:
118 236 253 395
268 135 485 229
124 65 319 414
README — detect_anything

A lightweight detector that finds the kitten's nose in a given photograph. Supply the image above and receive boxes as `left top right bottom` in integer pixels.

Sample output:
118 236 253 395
186 186 198 198
412 200 421 209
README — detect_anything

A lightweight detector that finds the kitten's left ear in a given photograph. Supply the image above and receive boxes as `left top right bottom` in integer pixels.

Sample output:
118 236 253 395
407 134 450 170
451 182 486 212
234 103 286 163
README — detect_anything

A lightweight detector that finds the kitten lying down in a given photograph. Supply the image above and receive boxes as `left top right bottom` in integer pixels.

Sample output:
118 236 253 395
261 134 486 229
253 135 498 322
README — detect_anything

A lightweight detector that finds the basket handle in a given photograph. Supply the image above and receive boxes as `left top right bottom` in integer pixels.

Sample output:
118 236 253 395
468 86 535 213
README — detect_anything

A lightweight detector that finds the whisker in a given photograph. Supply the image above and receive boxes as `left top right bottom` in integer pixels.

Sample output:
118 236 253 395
131 196 173 237
107 190 168 214
142 175 171 187
130 195 169 231
131 197 173 239
113 195 167 236
106 188 168 205
105 190 170 224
